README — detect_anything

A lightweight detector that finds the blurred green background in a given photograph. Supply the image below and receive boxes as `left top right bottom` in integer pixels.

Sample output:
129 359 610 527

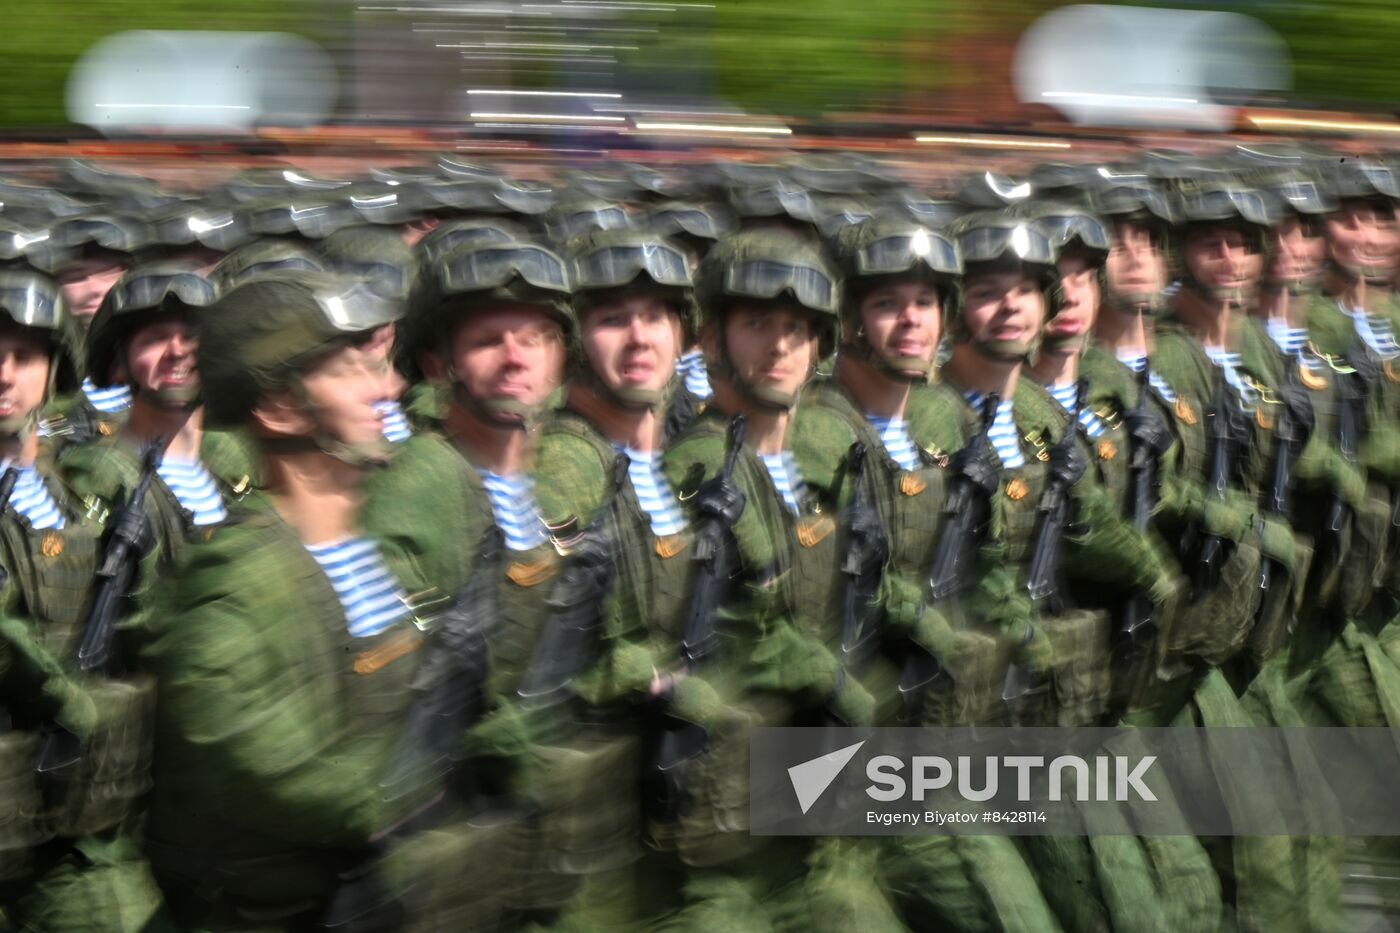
3 0 1396 126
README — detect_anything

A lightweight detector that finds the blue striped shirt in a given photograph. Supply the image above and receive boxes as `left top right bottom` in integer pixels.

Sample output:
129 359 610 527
1 463 64 530
82 378 131 414
1204 345 1258 406
1117 352 1178 403
865 414 920 471
376 399 412 443
676 350 712 399
964 390 1024 468
758 451 807 516
478 469 547 551
1047 383 1107 438
304 537 410 638
1341 304 1400 359
1265 318 1310 357
618 446 687 536
156 456 228 526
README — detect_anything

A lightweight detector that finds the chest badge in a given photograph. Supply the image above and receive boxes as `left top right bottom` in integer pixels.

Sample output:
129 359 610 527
655 533 689 559
40 532 63 558
1097 440 1118 461
1297 361 1328 391
796 513 836 548
507 557 557 587
1385 359 1400 384
899 472 928 496
1255 406 1275 431
1006 478 1029 501
1174 398 1198 425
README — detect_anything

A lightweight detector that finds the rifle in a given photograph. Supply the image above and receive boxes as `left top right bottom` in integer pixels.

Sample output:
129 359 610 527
38 439 162 774
1117 366 1161 657
840 441 886 671
1194 381 1239 592
647 413 745 822
1324 366 1363 571
1006 381 1088 710
0 467 23 735
322 534 500 930
898 393 998 719
1250 384 1304 649
516 453 630 708
681 414 746 668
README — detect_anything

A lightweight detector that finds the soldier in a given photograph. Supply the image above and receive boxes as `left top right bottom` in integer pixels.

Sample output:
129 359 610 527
138 272 501 929
524 228 705 926
24 214 150 431
0 271 165 932
657 229 884 927
58 264 252 610
315 226 418 444
368 237 582 917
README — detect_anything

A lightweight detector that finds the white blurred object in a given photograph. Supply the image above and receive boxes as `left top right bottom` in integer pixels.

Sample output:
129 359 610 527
67 31 338 133
1014 5 1290 130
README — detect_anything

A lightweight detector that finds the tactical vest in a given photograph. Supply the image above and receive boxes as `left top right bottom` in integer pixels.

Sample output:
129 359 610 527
460 469 559 700
144 504 438 925
1306 293 1400 598
1151 319 1299 668
0 468 149 870
1075 345 1144 512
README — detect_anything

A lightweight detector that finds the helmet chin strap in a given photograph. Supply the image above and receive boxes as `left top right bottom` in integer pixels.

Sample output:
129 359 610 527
1327 257 1394 288
582 366 665 412
271 380 396 468
446 366 534 431
711 326 804 412
846 329 931 384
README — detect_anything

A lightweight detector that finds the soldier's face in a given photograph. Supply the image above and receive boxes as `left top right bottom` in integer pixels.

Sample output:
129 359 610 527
1183 225 1262 294
1047 254 1101 342
857 279 941 365
1269 215 1326 284
57 257 125 324
0 331 52 425
1326 201 1398 276
715 302 818 401
297 344 394 450
1105 221 1165 300
125 316 198 398
582 293 683 398
961 270 1045 354
447 303 565 412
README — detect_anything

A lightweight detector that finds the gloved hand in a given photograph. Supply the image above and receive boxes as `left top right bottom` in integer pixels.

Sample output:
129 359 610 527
1124 401 1174 458
104 500 156 560
693 472 745 528
948 439 1000 499
1276 382 1317 440
1047 438 1089 489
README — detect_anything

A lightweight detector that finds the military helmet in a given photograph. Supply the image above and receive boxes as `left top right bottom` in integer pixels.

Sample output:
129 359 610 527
24 213 150 274
567 228 698 338
1327 160 1400 205
415 216 533 269
566 228 697 409
1009 199 1111 268
315 225 417 302
946 210 1061 362
86 264 217 390
647 201 735 245
148 201 256 252
727 183 821 225
694 229 840 358
1088 182 1175 230
833 217 961 381
1249 168 1337 219
243 195 357 240
199 272 400 429
404 237 575 363
0 271 82 397
209 239 325 291
543 199 631 242
953 171 1034 209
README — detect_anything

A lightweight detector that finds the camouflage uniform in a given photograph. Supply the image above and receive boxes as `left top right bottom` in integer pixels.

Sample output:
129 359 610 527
0 272 164 932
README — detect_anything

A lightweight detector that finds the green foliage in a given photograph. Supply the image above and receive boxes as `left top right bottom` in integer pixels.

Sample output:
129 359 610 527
0 2 317 126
